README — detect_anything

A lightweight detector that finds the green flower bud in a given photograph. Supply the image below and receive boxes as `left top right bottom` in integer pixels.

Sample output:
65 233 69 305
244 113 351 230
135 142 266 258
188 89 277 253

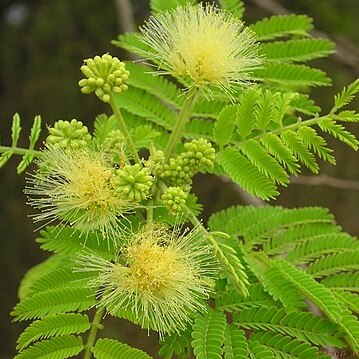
145 149 165 173
182 138 215 172
103 130 125 149
46 119 91 149
79 54 130 103
115 164 153 202
156 157 193 188
161 186 188 214
152 139 214 191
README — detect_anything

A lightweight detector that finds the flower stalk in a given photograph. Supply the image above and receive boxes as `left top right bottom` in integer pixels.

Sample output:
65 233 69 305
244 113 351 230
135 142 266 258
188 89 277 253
83 306 105 359
0 146 42 157
164 86 197 161
109 93 141 164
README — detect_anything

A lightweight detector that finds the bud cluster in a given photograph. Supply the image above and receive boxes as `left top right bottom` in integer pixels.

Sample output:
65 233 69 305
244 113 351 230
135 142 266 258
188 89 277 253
145 149 165 173
46 119 91 150
79 54 130 103
161 186 187 214
182 138 216 172
115 164 153 202
155 138 215 189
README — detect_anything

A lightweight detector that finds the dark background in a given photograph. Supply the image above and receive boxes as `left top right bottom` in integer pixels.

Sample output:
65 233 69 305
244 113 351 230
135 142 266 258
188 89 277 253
1 0 359 357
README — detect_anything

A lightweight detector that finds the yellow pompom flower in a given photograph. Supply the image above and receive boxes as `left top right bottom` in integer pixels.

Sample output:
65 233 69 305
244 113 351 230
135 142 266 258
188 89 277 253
140 4 263 95
26 148 130 239
76 224 218 335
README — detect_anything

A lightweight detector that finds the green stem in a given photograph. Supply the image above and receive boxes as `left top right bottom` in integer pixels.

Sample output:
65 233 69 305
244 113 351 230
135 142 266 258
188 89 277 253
184 204 250 296
164 86 198 161
158 180 220 253
109 93 141 164
83 306 105 359
183 204 203 231
147 199 153 223
0 146 42 157
235 115 327 150
157 179 214 242
183 205 214 242
159 178 207 235
183 203 221 257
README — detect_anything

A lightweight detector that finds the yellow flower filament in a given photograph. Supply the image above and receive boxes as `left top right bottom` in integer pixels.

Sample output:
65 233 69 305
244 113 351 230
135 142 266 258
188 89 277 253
140 4 263 95
77 225 218 335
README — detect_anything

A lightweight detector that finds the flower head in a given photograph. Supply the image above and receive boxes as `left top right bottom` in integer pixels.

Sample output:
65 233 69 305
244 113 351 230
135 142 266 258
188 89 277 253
76 224 218 335
26 147 131 239
140 4 263 95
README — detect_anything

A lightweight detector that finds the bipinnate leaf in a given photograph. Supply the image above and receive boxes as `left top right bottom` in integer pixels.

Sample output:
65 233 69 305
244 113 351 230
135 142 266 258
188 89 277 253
14 335 83 359
92 338 152 359
236 89 258 140
297 126 335 164
261 38 335 63
0 113 42 171
271 259 359 352
321 272 359 292
191 309 226 359
318 117 359 150
339 308 359 352
241 140 289 185
37 226 116 261
260 133 300 175
223 324 249 359
281 130 319 173
125 61 183 107
217 148 278 200
234 306 345 348
11 287 96 321
209 235 249 297
250 14 313 41
17 115 42 174
273 258 343 323
307 250 359 278
334 291 359 315
249 332 326 359
333 79 359 111
18 255 66 301
248 341 276 359
17 313 90 351
93 114 118 143
244 253 305 309
115 86 176 130
213 105 237 148
254 63 331 88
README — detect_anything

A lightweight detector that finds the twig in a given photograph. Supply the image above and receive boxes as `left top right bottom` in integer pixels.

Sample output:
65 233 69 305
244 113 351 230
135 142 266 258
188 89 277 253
114 0 136 33
83 306 105 359
290 175 359 191
113 0 140 61
219 176 265 206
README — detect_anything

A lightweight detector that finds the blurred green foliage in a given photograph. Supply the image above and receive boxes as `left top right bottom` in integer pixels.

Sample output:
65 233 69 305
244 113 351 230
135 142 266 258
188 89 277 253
282 0 359 41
